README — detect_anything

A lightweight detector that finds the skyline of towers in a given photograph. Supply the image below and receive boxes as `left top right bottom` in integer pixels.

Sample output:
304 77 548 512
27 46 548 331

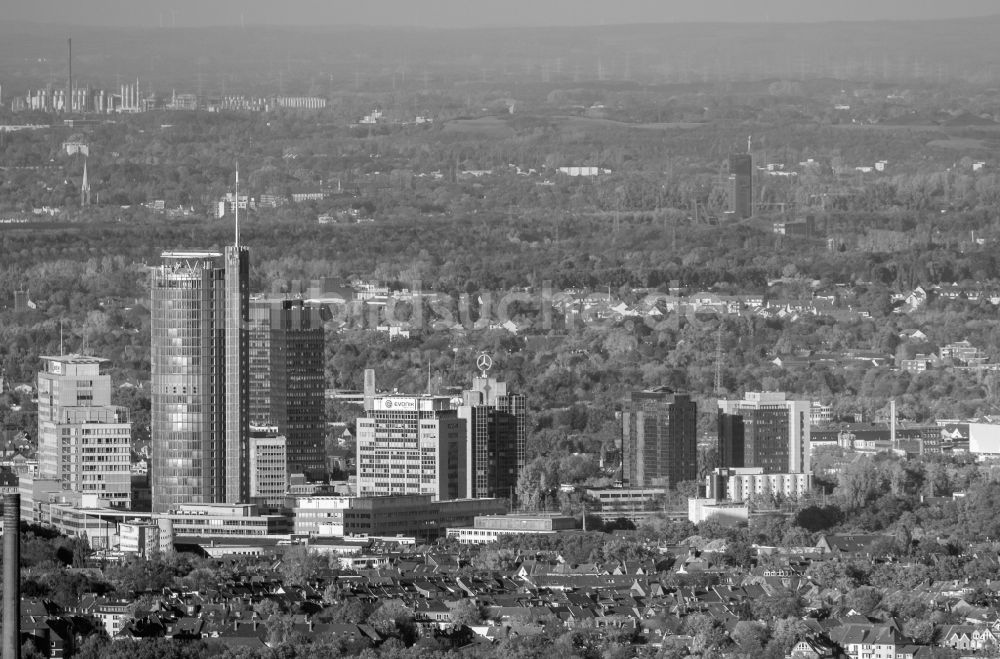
717 391 811 474
621 387 698 489
149 246 250 513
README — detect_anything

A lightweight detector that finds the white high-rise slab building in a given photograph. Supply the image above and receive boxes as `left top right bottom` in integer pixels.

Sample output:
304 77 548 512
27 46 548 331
356 370 467 501
37 355 132 508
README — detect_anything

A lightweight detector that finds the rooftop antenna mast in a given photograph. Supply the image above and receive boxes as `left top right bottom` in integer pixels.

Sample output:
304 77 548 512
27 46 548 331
234 164 240 247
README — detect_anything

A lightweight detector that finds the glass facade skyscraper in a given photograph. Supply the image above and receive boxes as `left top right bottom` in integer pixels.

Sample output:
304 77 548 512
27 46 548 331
249 298 326 478
457 376 525 500
717 392 811 474
621 388 697 489
150 247 249 513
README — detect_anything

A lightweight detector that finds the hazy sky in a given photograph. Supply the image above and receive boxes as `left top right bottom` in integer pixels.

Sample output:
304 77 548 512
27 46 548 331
5 0 999 28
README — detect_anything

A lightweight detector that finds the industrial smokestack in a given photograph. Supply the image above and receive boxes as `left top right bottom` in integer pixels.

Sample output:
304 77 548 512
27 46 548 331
67 38 72 114
2 493 20 659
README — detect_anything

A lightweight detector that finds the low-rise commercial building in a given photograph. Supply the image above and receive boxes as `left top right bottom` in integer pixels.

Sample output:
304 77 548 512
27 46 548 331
291 494 505 539
448 514 577 544
157 503 291 539
583 487 665 523
706 468 812 503
18 475 64 524
687 498 749 526
118 520 168 557
35 493 151 550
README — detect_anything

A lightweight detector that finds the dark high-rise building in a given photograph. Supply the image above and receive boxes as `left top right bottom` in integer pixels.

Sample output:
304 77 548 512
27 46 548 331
457 375 526 500
249 298 326 478
621 388 697 489
150 247 249 513
717 392 811 474
728 153 753 219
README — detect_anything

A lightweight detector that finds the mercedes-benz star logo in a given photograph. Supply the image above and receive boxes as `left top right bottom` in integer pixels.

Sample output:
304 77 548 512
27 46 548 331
476 353 493 376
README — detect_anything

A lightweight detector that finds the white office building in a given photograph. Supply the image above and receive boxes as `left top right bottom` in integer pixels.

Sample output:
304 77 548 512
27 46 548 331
37 355 132 508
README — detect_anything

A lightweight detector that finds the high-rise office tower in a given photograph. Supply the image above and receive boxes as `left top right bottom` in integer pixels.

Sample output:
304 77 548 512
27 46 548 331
37 355 132 508
621 388 697 488
728 153 753 219
249 298 325 478
249 433 288 510
457 374 525 500
150 246 249 513
356 370 467 501
718 392 811 474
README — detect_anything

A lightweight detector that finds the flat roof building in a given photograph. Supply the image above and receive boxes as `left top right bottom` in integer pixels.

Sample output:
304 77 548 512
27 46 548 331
356 370 468 501
119 521 161 558
583 487 665 523
249 434 288 511
291 493 505 540
621 388 697 489
718 392 811 474
249 298 325 478
456 371 526 501
157 502 290 539
447 514 577 544
706 467 812 503
37 355 132 508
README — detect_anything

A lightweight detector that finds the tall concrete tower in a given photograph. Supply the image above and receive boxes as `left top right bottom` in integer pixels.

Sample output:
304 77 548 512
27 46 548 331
728 153 753 219
2 493 20 659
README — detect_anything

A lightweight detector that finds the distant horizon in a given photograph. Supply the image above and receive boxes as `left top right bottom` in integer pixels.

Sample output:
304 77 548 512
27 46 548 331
5 16 1000 31
3 0 1000 29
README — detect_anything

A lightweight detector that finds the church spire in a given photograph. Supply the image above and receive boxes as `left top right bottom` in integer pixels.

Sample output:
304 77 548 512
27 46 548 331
80 158 91 206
